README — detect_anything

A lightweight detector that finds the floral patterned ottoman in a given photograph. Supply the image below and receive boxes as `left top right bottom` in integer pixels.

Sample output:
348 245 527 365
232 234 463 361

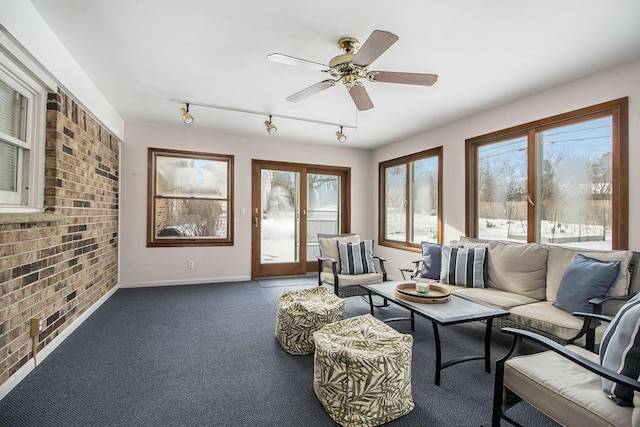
275 287 345 355
313 314 414 427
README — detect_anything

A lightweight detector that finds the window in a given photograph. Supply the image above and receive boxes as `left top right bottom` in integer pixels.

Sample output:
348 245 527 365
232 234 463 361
0 50 47 212
379 147 442 250
147 148 234 247
466 98 628 250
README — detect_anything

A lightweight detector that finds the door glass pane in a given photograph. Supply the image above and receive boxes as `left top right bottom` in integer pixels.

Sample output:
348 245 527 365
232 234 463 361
410 157 438 243
261 170 300 263
306 174 340 261
477 136 528 241
536 116 612 249
385 164 406 241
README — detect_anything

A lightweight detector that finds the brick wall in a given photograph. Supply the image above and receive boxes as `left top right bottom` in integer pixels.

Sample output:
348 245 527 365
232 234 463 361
0 89 119 386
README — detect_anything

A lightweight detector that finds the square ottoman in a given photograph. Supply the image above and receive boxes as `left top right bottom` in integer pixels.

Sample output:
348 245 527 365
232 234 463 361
275 286 344 355
313 314 414 427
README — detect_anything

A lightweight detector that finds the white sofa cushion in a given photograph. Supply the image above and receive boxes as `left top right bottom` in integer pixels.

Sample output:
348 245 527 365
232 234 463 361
485 241 548 300
451 287 538 310
509 301 609 342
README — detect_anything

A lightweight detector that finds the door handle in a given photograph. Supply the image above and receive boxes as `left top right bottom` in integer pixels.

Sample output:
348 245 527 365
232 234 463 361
527 193 535 206
254 216 259 228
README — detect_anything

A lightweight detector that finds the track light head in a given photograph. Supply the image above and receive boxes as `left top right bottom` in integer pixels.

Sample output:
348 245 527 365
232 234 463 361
180 103 194 124
336 126 347 143
264 115 277 134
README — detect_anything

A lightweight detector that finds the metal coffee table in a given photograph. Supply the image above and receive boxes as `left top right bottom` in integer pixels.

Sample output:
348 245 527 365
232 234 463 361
361 281 509 386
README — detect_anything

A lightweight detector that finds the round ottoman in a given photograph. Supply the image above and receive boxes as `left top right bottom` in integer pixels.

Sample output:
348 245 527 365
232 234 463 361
275 286 344 355
313 314 414 427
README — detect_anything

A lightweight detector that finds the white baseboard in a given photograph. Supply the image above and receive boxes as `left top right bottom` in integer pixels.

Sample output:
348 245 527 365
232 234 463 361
0 284 120 401
118 276 251 288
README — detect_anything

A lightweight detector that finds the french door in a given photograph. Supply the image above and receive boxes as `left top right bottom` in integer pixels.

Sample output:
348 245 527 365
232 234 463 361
251 160 350 279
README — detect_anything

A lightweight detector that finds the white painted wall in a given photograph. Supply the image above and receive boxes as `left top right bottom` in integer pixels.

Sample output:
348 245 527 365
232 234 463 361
119 124 374 286
373 58 640 277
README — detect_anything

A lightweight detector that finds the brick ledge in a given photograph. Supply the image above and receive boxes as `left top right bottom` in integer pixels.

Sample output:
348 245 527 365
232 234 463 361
0 212 64 225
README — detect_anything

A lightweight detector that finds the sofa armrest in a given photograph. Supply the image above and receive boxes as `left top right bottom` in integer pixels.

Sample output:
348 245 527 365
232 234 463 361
499 327 640 392
589 294 633 314
566 312 613 352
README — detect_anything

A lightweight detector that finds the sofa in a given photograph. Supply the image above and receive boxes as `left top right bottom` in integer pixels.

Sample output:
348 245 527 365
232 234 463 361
414 237 640 347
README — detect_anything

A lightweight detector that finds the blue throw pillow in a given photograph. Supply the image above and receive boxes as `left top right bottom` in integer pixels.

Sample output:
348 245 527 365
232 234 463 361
553 254 621 314
440 245 487 288
600 293 640 406
420 242 442 280
338 240 377 275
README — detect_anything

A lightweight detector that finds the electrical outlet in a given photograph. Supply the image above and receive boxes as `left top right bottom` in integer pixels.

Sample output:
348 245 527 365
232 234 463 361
188 260 194 269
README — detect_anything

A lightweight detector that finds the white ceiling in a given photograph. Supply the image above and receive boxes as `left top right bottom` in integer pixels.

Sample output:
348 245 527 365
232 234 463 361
30 0 640 149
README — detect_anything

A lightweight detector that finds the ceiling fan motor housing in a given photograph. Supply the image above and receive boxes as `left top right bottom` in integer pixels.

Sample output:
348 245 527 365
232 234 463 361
269 30 438 111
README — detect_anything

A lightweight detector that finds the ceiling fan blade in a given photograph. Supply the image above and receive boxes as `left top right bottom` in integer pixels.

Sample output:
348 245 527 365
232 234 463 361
352 30 399 66
267 53 327 72
369 71 438 86
286 80 336 102
348 84 374 111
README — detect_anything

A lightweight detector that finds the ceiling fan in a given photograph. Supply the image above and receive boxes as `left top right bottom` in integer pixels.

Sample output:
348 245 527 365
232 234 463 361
267 30 438 111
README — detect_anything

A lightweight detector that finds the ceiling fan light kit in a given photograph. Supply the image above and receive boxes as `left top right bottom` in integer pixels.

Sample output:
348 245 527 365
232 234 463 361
267 30 438 111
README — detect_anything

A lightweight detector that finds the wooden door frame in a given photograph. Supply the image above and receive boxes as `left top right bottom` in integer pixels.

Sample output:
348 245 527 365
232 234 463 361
251 159 350 280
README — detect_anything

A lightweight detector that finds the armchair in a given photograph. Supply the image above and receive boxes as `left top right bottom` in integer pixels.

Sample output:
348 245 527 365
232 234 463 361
493 305 640 427
316 234 387 298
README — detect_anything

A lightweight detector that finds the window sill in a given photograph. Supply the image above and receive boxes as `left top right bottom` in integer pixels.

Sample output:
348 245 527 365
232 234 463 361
0 212 64 225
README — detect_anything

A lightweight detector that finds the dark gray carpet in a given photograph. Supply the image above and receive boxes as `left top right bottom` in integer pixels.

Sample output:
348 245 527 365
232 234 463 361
258 276 317 288
0 281 559 426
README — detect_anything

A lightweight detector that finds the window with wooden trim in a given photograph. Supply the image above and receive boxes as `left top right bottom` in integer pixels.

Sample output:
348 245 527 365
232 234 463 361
148 148 234 247
466 98 628 249
379 147 443 250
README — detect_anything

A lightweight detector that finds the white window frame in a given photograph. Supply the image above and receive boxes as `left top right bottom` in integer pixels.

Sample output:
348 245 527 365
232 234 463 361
0 41 49 213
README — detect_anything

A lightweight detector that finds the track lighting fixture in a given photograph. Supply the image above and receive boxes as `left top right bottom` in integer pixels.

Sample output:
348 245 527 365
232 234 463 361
172 99 356 134
180 103 194 124
264 115 277 134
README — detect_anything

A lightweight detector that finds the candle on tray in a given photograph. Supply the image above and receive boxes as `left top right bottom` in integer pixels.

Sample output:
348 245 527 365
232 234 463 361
415 282 430 294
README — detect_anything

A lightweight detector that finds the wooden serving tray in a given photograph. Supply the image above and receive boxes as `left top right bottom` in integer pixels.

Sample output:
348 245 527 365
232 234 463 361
395 282 451 304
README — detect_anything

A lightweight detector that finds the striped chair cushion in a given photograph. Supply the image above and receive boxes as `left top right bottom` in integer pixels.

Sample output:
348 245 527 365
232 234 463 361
600 293 640 406
338 240 377 275
440 245 487 288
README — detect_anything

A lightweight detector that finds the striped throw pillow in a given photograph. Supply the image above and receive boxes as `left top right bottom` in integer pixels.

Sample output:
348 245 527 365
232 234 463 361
440 245 487 288
600 293 640 406
338 240 377 275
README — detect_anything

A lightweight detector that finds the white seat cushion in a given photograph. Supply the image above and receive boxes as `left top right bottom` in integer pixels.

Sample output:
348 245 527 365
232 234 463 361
509 301 608 342
451 286 539 310
505 344 633 427
320 271 383 287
